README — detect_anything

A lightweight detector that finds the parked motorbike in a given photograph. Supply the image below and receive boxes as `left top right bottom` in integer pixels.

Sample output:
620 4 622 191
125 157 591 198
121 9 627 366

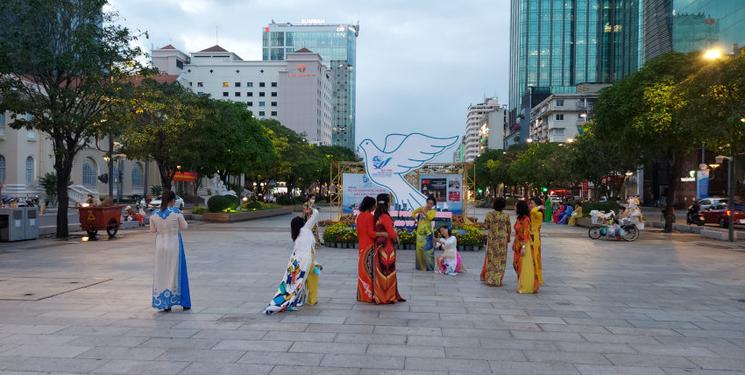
686 203 705 226
588 217 640 241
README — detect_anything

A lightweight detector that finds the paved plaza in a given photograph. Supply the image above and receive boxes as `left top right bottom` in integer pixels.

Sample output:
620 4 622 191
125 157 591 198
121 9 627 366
0 209 744 375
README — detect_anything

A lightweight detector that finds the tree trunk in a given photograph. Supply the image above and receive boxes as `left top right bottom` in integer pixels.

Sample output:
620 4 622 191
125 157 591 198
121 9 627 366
54 149 74 239
663 153 682 233
157 161 172 192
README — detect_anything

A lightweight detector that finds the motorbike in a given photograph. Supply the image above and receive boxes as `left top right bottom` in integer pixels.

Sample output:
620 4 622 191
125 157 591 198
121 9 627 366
686 203 705 226
588 216 640 241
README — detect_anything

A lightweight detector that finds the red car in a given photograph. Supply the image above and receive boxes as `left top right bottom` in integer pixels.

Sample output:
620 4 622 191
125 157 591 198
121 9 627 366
701 205 745 227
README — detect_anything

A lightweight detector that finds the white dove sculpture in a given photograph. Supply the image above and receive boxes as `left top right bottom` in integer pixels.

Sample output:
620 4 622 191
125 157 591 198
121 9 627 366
357 133 460 210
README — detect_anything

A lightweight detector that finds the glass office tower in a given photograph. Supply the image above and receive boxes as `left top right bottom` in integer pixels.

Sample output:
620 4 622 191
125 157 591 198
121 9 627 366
645 0 745 61
263 22 359 150
509 0 642 140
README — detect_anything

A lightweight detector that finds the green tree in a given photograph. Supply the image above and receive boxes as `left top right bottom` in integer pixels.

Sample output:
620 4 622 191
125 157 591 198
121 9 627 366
592 52 705 232
191 100 273 182
0 0 143 238
121 79 206 191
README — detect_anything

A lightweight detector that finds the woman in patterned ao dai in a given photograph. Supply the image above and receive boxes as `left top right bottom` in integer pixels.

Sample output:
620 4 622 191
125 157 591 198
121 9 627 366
481 197 511 287
264 208 319 314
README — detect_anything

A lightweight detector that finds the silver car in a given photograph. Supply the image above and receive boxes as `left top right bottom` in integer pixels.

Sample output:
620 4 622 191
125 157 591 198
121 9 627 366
697 198 727 211
141 195 185 210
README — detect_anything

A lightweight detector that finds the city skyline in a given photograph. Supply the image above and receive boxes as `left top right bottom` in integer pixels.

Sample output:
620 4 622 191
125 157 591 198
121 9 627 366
109 0 510 149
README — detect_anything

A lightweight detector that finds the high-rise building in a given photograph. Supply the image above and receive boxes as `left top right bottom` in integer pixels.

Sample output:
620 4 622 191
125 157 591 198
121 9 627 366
508 0 643 144
464 99 500 163
645 0 745 61
153 44 333 145
262 21 359 150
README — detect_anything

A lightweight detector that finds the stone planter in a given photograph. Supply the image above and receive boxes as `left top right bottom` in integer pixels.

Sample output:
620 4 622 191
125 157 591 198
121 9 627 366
202 207 292 223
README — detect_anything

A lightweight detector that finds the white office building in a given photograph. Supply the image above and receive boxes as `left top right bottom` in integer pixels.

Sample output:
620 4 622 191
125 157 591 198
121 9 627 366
529 84 608 143
152 44 333 145
464 98 502 162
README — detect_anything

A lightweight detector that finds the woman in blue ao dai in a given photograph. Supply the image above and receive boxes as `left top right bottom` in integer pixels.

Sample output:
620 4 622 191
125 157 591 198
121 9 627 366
150 190 191 312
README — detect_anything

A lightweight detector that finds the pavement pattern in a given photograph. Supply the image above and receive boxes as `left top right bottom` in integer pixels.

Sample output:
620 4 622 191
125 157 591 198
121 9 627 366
0 208 744 375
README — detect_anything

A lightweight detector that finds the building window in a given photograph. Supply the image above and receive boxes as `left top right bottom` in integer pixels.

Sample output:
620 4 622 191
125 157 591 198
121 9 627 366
247 92 253 97
258 111 265 116
188 82 192 86
0 155 5 182
259 92 265 97
234 92 241 97
222 82 230 87
82 158 97 188
556 114 564 120
131 163 143 189
271 111 277 116
247 101 253 106
247 82 253 87
271 82 277 87
223 92 229 97
259 101 265 107
556 99 564 106
271 92 277 97
259 82 266 88
25 156 34 186
176 59 184 69
271 101 277 107
197 82 203 87
234 82 241 87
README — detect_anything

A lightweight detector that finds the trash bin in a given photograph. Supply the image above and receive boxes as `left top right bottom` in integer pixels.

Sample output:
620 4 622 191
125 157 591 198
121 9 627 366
0 208 26 241
24 207 39 240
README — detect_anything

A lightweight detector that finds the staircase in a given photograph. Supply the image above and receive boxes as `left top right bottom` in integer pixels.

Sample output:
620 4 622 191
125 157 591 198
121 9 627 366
68 185 99 206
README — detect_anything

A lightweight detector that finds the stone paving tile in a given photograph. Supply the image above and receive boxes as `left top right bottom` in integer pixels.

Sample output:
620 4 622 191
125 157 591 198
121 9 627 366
524 350 612 365
372 326 441 336
445 347 526 361
553 341 638 354
581 333 660 344
66 336 148 348
322 354 404 370
289 341 368 354
76 347 165 361
538 324 610 334
213 339 292 352
237 351 324 366
2 345 91 359
157 348 245 363
488 360 580 375
306 324 374 334
405 335 481 347
662 368 745 375
404 357 491 373
359 370 446 375
335 333 406 344
263 331 336 342
604 353 697 368
575 364 667 375
179 362 274 375
479 337 557 351
630 344 719 357
688 356 745 371
139 337 218 349
367 344 445 358
0 334 78 346
0 356 106 373
90 359 189 374
510 330 585 342
270 365 361 375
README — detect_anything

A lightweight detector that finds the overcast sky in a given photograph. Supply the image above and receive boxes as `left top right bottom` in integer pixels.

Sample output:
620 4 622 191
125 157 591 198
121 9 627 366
108 0 510 148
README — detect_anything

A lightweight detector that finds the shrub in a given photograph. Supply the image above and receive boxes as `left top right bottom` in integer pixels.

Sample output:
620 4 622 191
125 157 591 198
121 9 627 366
207 195 240 212
454 224 486 247
397 229 416 244
150 185 163 197
323 222 357 243
192 206 206 214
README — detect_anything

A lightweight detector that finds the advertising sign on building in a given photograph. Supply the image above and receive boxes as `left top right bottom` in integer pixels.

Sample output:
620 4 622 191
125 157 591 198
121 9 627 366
341 173 389 213
419 174 463 214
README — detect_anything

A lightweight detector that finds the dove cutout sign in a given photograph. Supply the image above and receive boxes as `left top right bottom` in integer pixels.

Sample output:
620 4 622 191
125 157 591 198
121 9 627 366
357 133 460 211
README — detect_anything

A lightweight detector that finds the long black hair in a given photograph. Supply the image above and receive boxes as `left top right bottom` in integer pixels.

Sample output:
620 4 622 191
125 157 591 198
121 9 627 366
493 197 506 211
359 196 376 212
516 200 530 219
290 216 305 241
426 194 436 206
533 196 544 213
374 193 390 221
161 190 176 212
